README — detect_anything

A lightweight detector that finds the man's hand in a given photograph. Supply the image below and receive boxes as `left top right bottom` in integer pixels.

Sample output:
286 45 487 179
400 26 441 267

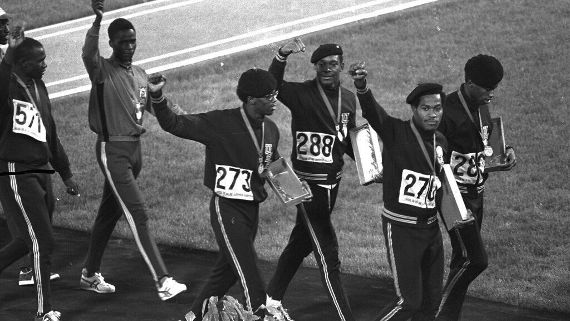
63 178 80 197
498 146 517 171
278 37 305 57
148 74 166 95
92 0 104 19
348 62 367 89
8 23 25 48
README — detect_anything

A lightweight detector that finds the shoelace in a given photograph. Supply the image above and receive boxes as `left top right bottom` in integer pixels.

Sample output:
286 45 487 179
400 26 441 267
277 306 293 321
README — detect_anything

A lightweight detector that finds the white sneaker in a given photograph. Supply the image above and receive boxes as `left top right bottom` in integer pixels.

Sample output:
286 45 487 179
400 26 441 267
19 269 60 286
263 297 294 321
157 276 187 301
80 268 116 293
184 311 196 321
35 310 61 321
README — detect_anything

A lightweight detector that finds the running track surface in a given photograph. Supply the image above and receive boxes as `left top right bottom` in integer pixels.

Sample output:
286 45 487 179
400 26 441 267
1 220 569 321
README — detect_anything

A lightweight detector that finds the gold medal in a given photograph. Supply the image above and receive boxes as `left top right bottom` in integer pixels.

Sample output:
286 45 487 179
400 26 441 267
484 145 494 157
258 163 265 175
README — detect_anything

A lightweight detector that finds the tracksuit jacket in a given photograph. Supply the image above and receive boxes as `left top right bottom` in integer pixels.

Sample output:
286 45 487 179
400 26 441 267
268 58 355 184
438 85 492 195
0 59 72 178
152 96 280 202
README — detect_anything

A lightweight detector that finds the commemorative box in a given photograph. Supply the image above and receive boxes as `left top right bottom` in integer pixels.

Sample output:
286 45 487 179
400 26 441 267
485 117 507 172
439 164 471 231
266 157 312 206
349 123 383 185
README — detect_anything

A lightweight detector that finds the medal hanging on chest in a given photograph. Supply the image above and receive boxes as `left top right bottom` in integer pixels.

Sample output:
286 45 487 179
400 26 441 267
135 86 147 124
458 88 493 158
258 153 265 174
481 125 493 156
317 81 343 142
240 108 266 175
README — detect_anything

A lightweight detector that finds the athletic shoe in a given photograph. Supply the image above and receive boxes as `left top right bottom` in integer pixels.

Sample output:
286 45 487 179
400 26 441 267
184 311 196 321
157 276 187 301
35 310 61 321
19 269 61 286
263 297 294 321
80 268 116 293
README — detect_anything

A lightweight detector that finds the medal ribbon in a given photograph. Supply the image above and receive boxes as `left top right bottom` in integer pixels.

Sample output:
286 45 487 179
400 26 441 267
13 74 42 111
458 87 487 146
240 107 265 168
410 120 437 175
316 80 342 134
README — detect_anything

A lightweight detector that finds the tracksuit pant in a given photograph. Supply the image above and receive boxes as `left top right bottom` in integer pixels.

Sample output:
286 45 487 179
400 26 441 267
436 192 488 321
190 195 266 319
0 165 56 316
84 140 168 282
267 182 355 321
4 176 55 272
375 216 444 321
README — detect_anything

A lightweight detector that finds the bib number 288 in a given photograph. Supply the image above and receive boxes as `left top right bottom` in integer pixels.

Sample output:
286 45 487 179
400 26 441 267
215 165 253 201
296 131 335 163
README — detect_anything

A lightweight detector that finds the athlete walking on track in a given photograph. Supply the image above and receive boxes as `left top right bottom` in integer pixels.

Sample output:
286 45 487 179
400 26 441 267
0 27 79 321
435 55 517 321
351 63 447 321
148 69 295 321
79 0 186 301
0 6 62 288
265 41 356 321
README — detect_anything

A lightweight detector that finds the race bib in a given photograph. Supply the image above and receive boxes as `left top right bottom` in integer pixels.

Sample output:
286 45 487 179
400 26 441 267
450 151 485 185
398 169 440 209
295 131 335 163
12 99 46 142
214 165 253 201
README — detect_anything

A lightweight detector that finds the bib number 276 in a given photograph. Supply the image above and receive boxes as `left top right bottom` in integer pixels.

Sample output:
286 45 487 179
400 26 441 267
215 165 253 201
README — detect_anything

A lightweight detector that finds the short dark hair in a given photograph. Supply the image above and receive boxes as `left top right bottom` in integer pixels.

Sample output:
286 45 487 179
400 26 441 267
13 37 44 64
108 18 135 40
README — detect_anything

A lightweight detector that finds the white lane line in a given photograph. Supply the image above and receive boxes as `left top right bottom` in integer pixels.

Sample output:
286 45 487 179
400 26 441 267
46 0 397 88
34 0 206 40
27 0 176 34
49 0 438 99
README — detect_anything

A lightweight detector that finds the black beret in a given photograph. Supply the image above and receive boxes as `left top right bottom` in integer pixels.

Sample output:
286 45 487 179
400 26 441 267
310 44 343 63
464 54 503 90
236 68 277 102
406 83 443 105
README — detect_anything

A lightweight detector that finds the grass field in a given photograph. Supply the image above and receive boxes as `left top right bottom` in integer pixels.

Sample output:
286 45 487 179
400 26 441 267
2 0 569 314
0 0 149 29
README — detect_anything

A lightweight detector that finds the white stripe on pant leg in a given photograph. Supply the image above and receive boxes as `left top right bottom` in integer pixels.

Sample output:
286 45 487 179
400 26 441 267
214 196 252 311
8 163 44 315
301 204 346 321
100 142 158 281
437 228 470 315
381 222 403 321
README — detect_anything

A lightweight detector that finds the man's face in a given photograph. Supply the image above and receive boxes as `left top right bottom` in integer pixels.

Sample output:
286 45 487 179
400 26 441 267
314 55 344 89
251 90 278 117
465 80 497 106
0 19 9 45
109 29 136 64
412 93 443 131
22 46 47 80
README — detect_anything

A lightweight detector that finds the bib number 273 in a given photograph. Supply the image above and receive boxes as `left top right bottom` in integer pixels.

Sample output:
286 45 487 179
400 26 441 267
296 131 335 163
215 165 253 201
